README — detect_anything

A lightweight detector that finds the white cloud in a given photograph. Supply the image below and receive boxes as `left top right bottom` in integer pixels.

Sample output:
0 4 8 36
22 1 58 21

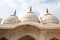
17 0 60 19
18 11 27 20
0 0 60 21
0 0 16 8
21 2 28 10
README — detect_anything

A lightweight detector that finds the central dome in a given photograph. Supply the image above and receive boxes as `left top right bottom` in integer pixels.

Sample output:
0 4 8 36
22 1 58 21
21 7 40 22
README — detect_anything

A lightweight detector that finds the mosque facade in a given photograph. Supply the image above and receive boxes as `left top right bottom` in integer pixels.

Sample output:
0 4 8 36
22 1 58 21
0 7 60 40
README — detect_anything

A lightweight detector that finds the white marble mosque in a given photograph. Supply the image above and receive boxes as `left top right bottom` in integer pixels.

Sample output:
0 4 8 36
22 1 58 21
0 7 60 40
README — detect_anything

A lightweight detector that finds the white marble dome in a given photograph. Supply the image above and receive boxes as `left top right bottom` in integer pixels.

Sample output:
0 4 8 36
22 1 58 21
42 8 59 24
3 10 20 24
21 7 40 22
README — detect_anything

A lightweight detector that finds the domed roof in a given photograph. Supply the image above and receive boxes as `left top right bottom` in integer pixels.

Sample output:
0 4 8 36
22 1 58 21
42 8 59 24
21 7 40 22
3 10 20 24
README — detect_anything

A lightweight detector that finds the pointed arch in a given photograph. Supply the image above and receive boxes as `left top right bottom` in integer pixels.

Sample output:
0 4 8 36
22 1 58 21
50 38 59 40
18 35 35 40
0 37 8 40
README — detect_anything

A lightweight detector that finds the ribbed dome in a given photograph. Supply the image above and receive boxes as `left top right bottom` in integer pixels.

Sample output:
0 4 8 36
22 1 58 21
42 8 59 24
21 7 40 22
3 10 20 24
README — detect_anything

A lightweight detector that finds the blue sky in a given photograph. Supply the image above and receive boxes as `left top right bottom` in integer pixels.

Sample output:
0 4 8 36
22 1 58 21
0 0 60 21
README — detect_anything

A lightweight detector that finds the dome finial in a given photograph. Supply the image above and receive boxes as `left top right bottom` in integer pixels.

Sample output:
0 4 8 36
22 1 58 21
30 6 32 12
11 10 16 16
0 18 2 24
45 8 51 16
46 8 48 13
28 6 33 13
40 17 43 24
14 10 16 16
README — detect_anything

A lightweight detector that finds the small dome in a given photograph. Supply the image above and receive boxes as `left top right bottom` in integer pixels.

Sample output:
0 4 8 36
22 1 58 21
3 10 20 24
21 7 40 22
42 8 59 24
